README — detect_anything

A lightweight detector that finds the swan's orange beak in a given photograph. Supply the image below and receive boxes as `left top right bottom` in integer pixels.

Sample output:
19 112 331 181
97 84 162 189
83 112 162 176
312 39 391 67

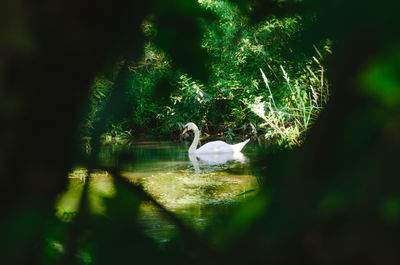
182 128 188 135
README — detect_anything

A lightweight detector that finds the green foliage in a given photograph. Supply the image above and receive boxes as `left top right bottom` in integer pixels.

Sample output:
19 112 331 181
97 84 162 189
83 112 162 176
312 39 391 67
126 41 172 132
160 74 210 132
251 59 329 147
84 0 330 147
81 75 114 145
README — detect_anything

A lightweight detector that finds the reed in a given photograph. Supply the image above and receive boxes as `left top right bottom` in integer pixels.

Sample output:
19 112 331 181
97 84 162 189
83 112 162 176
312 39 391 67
253 51 329 147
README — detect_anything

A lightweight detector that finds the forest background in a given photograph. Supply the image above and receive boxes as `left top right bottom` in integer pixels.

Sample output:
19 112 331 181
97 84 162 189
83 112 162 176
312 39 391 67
83 0 330 148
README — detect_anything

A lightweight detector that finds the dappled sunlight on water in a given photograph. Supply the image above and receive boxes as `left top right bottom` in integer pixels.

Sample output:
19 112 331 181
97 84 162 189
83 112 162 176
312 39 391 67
141 171 257 209
57 141 261 242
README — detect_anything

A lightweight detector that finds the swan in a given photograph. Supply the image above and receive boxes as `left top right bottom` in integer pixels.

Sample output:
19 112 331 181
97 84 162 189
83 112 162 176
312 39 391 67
182 122 250 154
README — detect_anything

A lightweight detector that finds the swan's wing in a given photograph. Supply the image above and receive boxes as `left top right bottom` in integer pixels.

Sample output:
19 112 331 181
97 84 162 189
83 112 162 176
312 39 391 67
196 140 233 154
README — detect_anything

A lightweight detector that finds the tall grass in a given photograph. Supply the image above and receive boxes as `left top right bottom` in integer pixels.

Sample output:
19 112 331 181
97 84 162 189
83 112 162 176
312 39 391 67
251 51 329 147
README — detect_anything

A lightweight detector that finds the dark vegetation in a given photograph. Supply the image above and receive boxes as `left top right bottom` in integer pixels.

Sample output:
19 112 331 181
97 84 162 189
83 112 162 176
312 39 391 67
83 0 330 147
1 0 400 264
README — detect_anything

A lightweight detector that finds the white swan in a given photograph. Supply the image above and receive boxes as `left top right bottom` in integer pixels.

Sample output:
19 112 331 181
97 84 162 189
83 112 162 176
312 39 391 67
182 122 250 154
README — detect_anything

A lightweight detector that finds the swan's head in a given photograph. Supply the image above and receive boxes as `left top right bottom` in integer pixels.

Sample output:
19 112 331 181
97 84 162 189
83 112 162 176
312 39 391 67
182 122 198 134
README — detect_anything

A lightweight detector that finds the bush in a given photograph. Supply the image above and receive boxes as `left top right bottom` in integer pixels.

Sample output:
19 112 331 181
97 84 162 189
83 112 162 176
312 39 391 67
84 0 330 147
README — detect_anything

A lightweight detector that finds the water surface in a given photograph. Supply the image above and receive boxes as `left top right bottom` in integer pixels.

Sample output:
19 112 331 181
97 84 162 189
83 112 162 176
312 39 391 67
58 140 261 243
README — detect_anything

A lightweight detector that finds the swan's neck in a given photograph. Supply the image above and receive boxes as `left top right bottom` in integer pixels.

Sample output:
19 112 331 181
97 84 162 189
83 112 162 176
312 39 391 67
189 127 200 153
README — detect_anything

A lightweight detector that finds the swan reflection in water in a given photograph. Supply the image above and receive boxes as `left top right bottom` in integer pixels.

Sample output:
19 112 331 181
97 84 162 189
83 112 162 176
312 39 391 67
188 152 248 173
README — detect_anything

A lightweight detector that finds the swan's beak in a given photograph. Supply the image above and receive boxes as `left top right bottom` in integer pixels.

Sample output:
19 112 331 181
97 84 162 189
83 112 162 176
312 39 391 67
182 128 188 135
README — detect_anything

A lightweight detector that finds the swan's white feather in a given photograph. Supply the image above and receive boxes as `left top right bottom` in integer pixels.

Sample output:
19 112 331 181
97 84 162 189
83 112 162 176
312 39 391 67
195 139 250 154
231 139 250 152
195 140 233 154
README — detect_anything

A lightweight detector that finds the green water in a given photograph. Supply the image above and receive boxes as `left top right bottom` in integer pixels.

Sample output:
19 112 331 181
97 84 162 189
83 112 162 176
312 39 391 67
57 141 261 243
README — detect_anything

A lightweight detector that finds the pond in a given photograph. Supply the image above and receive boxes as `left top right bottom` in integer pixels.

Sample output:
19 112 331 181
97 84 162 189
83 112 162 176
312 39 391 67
57 140 262 243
